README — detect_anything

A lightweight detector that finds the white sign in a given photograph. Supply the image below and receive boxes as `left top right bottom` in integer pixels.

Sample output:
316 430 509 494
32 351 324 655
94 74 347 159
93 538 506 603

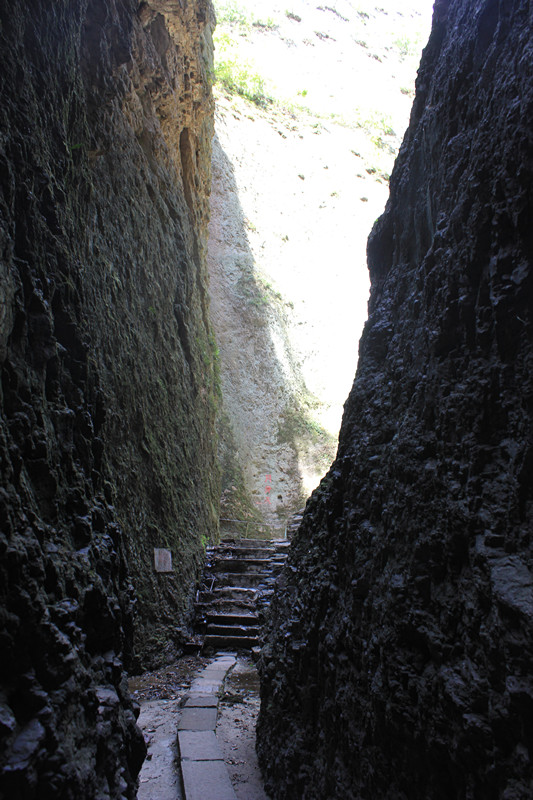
154 548 173 573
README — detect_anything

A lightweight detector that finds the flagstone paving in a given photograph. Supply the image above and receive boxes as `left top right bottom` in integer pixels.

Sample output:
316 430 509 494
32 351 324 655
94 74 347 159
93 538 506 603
178 654 238 800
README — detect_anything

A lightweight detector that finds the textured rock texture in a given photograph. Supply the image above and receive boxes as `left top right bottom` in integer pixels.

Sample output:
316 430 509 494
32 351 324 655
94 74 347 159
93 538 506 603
0 0 217 797
258 0 533 797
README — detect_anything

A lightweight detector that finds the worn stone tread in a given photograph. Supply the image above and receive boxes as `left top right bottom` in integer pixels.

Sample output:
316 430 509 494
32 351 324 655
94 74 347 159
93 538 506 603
206 612 259 626
206 624 261 637
204 634 259 649
181 760 237 800
178 655 238 800
177 707 218 731
184 694 219 708
178 730 223 761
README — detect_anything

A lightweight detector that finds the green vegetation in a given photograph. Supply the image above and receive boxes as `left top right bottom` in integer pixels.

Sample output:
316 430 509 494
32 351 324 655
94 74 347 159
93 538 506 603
217 408 267 524
257 276 283 303
214 1 277 30
358 109 395 139
214 56 272 106
393 32 423 59
285 10 302 22
215 0 250 25
277 397 337 473
235 264 287 319
253 16 277 30
212 0 427 180
211 2 280 106
213 25 273 107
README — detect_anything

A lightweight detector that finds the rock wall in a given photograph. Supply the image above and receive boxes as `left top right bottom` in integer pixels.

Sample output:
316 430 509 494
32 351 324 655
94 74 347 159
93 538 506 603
257 0 533 797
0 1 217 797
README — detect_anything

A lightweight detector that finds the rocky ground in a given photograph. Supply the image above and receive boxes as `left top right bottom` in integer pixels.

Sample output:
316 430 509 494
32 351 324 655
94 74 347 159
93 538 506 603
207 0 433 524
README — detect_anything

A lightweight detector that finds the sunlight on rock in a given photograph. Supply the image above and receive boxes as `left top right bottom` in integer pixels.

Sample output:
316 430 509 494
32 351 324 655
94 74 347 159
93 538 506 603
208 0 434 518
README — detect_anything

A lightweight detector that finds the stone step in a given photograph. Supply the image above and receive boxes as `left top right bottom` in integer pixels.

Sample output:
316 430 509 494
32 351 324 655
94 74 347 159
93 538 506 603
213 545 289 553
195 597 274 621
177 656 238 800
208 557 283 574
202 572 279 588
194 600 258 616
206 612 258 627
210 543 285 553
205 566 278 576
207 562 283 578
196 587 258 603
203 634 259 650
209 546 288 559
206 624 261 637
218 537 288 547
256 591 274 603
191 536 289 654
196 612 260 635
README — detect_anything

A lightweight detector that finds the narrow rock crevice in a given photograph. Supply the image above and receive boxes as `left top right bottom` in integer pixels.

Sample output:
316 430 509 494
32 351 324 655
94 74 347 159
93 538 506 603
2 0 533 797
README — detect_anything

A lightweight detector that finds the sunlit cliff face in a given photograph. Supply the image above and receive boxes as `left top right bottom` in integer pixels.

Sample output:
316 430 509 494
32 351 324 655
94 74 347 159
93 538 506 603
208 0 433 519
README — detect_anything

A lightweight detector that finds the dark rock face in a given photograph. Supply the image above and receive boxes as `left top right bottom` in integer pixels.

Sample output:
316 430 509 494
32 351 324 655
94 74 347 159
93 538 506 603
257 1 533 798
0 1 216 797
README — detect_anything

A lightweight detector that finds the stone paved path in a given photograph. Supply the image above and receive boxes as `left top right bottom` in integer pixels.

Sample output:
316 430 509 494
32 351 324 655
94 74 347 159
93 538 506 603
178 654 238 800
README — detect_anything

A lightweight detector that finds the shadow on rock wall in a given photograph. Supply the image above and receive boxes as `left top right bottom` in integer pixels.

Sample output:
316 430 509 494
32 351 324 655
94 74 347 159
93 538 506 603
0 0 217 796
257 0 533 797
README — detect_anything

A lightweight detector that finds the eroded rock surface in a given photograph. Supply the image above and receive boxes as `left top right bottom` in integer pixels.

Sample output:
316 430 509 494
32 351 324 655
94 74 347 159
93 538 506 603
0 1 216 796
258 1 533 797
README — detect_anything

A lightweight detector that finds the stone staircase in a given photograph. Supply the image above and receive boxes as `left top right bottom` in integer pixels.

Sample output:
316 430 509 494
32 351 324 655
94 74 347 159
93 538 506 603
192 538 290 652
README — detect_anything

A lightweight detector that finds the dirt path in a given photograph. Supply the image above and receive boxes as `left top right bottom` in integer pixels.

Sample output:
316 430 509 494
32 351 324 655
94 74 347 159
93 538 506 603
131 655 269 799
217 658 270 799
131 656 209 799
136 698 184 800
